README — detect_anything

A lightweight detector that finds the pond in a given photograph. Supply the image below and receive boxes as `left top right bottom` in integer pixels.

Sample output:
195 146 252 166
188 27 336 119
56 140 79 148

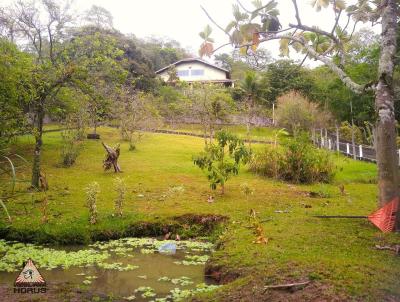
0 238 219 301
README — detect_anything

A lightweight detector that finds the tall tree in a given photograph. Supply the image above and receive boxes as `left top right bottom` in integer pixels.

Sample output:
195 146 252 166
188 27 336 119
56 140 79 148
83 5 113 29
0 0 125 188
239 71 267 145
263 60 313 103
0 38 33 148
188 84 234 145
200 0 400 229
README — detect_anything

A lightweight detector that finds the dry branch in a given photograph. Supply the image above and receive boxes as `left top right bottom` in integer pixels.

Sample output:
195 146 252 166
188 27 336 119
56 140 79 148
264 281 310 292
102 142 121 173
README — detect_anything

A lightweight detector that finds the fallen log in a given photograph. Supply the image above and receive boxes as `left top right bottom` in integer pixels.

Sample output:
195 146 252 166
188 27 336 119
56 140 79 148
264 281 310 292
375 245 400 255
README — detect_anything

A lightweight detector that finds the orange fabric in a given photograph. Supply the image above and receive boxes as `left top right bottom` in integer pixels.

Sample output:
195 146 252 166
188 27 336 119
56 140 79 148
368 197 399 233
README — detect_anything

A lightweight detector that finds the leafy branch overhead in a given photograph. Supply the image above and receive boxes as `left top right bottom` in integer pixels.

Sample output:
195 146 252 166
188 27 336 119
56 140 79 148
199 0 390 94
199 25 214 57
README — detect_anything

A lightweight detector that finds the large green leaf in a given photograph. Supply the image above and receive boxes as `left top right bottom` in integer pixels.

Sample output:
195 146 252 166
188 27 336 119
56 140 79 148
225 21 237 33
310 0 329 11
279 38 290 57
240 23 261 42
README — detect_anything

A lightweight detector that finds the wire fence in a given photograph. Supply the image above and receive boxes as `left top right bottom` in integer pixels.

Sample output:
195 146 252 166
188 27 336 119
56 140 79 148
313 129 400 166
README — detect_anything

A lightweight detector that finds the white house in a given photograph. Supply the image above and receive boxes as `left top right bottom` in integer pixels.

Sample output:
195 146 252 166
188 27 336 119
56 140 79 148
155 58 233 86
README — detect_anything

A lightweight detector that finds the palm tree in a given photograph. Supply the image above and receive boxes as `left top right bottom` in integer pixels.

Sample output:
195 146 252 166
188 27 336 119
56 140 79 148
240 71 266 147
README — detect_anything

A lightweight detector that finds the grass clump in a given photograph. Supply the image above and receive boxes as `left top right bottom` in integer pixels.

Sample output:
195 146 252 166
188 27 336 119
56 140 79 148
250 135 335 184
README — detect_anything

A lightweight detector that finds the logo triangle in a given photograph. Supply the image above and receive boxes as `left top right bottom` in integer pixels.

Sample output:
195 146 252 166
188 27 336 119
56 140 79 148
14 259 46 286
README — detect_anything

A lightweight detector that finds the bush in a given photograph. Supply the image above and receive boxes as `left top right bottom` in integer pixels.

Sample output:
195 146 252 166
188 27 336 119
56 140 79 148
60 130 82 167
250 135 335 184
85 181 99 225
113 177 126 217
275 91 332 136
193 130 250 194
339 121 363 144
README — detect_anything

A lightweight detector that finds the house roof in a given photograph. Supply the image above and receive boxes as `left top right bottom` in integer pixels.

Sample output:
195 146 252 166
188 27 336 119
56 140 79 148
155 57 230 75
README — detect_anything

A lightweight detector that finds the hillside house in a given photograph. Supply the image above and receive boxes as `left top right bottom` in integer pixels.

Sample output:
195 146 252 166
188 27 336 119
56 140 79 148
156 58 233 86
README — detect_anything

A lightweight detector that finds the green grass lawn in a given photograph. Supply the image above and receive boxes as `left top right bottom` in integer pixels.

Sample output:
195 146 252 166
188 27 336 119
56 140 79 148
0 127 398 301
162 123 277 142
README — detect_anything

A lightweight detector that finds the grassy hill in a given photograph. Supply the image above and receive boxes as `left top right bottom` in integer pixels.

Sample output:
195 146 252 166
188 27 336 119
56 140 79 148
0 126 398 301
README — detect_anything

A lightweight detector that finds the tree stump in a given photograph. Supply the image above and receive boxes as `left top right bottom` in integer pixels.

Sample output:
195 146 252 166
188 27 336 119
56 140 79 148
102 142 122 173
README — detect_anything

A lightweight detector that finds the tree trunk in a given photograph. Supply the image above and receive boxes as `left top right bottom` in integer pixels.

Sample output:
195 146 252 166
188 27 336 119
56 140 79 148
31 101 45 189
375 0 399 230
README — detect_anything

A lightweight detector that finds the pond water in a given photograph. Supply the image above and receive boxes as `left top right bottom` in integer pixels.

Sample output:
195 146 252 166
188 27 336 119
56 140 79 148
0 238 218 301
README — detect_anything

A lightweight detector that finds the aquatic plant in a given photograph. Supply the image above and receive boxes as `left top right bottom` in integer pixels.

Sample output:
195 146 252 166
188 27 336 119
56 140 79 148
134 286 156 298
122 295 136 301
169 284 221 301
0 240 109 272
174 254 209 266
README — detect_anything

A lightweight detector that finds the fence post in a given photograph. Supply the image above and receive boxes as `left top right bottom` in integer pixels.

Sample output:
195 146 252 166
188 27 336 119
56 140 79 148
336 125 340 152
320 128 323 147
328 139 332 150
312 128 316 145
324 129 328 149
346 143 350 154
359 145 363 158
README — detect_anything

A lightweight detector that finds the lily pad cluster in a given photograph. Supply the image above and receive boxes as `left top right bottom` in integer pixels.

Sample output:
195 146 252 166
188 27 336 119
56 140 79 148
0 238 218 301
0 240 109 272
123 283 220 301
174 254 209 266
158 276 194 286
134 286 156 298
90 237 213 254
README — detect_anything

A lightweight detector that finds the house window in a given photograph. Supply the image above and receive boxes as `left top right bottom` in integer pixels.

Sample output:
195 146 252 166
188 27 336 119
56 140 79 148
177 70 189 77
191 69 204 76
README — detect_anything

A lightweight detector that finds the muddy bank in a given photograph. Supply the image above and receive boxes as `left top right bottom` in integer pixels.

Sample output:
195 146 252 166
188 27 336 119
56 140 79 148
0 214 228 245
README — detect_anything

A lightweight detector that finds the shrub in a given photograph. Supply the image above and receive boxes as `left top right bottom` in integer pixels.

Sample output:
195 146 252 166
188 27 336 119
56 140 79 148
113 177 126 217
250 135 335 184
275 91 332 136
193 130 250 194
60 129 82 167
85 182 99 224
339 121 363 144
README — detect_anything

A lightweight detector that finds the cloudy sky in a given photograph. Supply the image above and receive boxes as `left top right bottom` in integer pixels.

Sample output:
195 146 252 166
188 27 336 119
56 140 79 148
4 0 377 66
72 0 375 66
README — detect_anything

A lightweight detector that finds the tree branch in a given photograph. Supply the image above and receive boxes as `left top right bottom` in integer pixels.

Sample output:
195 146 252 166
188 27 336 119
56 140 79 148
200 5 232 40
292 0 301 25
331 9 342 35
235 34 365 94
236 0 252 14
